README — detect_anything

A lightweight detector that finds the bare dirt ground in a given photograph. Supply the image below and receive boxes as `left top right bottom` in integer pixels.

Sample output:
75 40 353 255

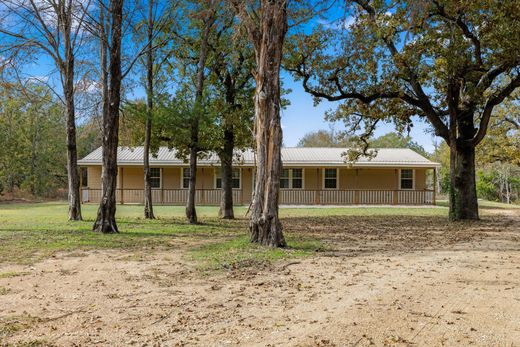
1 211 520 346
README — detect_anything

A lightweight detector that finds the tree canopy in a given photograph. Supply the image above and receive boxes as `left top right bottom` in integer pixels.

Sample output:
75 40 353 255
286 0 520 220
297 128 352 147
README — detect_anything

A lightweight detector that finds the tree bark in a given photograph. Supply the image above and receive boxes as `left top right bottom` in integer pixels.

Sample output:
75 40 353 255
186 142 198 224
218 127 234 219
93 0 124 233
246 0 287 247
449 143 479 221
64 73 82 221
60 0 82 221
186 9 215 224
143 0 155 219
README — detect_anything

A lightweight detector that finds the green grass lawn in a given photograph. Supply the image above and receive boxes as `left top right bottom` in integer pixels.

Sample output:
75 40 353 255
0 200 512 267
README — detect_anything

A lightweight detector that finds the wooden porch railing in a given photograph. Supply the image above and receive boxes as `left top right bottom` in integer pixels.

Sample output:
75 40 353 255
82 188 242 206
82 188 434 206
279 189 434 205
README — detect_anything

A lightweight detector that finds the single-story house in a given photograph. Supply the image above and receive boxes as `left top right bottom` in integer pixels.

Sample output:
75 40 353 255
78 147 440 206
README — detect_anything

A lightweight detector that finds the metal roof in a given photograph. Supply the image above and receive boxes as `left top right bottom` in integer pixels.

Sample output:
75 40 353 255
78 146 440 168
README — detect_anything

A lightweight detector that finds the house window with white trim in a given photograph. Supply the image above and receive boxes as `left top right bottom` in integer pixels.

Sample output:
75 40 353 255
215 168 241 189
324 168 338 189
400 169 414 190
182 168 191 189
280 168 304 189
150 168 161 188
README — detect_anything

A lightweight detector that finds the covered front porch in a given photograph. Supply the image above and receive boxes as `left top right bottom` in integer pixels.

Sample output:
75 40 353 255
81 187 436 206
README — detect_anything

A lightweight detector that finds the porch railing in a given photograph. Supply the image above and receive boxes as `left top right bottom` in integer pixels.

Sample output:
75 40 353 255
82 188 243 206
82 188 434 205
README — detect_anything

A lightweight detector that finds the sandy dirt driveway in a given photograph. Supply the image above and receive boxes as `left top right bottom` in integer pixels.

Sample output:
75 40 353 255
1 211 519 347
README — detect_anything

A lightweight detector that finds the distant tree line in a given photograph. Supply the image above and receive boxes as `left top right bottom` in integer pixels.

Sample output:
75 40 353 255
0 85 65 197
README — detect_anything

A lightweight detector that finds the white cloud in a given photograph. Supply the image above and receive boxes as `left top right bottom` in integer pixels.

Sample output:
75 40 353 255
25 75 50 83
317 16 357 31
75 79 100 94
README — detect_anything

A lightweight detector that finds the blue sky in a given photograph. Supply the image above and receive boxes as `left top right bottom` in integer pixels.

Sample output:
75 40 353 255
281 72 437 152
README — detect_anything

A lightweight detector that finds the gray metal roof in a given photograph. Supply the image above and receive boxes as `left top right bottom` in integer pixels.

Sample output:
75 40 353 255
78 146 440 168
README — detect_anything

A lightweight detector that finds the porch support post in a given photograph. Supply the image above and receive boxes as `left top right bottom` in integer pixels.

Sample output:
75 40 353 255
120 167 124 204
315 168 321 205
433 167 437 206
79 167 83 204
161 168 164 205
354 190 360 204
393 168 399 205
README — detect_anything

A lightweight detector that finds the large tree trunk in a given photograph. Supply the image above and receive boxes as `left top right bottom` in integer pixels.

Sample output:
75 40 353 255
247 0 287 247
61 2 82 221
186 139 198 224
186 11 214 224
143 119 154 219
64 79 82 221
219 127 234 219
449 143 479 221
93 0 123 233
143 0 155 220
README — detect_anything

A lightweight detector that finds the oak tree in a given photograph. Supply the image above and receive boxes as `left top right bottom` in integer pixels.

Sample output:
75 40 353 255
287 0 520 220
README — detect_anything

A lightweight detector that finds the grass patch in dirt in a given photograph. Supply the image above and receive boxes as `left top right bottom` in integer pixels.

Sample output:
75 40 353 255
190 234 325 271
0 271 29 279
0 314 41 341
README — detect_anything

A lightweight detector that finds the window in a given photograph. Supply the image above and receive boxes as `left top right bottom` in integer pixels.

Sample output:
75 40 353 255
280 169 290 188
81 168 88 187
280 168 304 189
292 169 303 189
150 168 161 189
215 168 241 189
324 168 337 189
400 169 414 190
182 168 191 189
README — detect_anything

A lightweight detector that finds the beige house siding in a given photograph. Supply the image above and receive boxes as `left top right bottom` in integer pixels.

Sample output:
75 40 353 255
355 169 398 190
120 167 143 189
242 168 253 203
87 166 102 189
86 166 429 192
163 168 180 189
304 168 320 190
198 167 214 189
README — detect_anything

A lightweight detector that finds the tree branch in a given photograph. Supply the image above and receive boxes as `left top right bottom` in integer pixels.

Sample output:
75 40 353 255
473 74 520 145
430 0 483 66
